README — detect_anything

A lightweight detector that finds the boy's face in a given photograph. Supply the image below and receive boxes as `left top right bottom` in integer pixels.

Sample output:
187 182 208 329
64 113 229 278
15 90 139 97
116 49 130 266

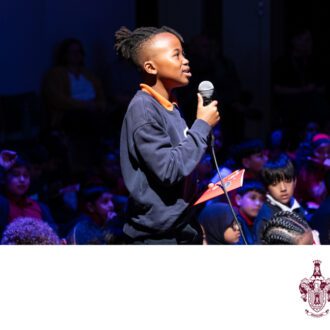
236 191 265 218
267 179 296 205
313 142 330 162
90 192 115 222
145 32 191 89
242 151 268 173
6 166 30 196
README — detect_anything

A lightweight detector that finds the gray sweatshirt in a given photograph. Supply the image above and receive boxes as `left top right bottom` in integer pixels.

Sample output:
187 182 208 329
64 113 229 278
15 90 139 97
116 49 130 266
120 89 211 239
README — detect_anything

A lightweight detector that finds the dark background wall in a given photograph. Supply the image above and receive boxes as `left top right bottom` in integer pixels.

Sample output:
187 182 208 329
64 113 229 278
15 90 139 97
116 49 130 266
1 0 330 138
0 0 135 94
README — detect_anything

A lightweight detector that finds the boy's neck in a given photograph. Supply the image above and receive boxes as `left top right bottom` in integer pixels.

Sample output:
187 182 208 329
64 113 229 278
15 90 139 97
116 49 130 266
140 84 176 111
266 193 299 210
143 76 172 100
153 83 171 100
89 213 106 227
238 209 254 227
7 192 27 202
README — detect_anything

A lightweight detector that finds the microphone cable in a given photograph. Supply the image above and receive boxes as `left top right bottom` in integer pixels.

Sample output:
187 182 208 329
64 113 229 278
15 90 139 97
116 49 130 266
210 133 248 245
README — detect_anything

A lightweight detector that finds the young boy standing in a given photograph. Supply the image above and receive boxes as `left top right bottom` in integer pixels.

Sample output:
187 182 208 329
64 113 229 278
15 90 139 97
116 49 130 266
253 154 307 243
115 26 219 244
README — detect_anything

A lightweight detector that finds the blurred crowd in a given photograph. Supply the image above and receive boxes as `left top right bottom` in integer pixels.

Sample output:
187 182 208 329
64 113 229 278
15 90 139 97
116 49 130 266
1 27 330 245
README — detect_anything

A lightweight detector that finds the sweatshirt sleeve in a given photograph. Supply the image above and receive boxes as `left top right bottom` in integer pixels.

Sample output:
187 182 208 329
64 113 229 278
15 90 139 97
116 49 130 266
133 118 211 186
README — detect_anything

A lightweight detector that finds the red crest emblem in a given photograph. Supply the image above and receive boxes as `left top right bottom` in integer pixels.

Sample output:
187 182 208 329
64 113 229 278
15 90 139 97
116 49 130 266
299 260 330 317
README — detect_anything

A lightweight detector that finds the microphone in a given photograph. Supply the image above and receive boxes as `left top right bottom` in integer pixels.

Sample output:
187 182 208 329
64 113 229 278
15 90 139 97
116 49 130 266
198 81 215 145
198 80 214 106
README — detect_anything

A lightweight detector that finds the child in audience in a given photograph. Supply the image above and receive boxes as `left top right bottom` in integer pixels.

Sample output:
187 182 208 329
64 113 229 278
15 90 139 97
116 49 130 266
295 133 330 210
310 171 330 244
198 180 265 245
198 202 240 244
0 150 17 170
235 180 266 244
261 211 318 245
211 139 268 182
0 157 57 239
67 186 124 244
1 217 61 245
209 139 268 207
253 154 307 243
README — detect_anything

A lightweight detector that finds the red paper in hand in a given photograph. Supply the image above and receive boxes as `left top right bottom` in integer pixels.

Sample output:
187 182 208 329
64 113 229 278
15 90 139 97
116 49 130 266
194 169 245 205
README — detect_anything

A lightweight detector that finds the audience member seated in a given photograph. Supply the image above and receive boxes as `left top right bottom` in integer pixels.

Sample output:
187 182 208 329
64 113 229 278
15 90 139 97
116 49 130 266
253 154 308 243
1 217 61 245
232 139 269 180
0 157 57 239
261 211 318 245
234 180 266 244
267 128 299 162
83 145 128 215
198 202 241 245
67 185 124 244
0 150 17 170
42 38 108 171
42 38 106 133
0 149 17 185
209 139 268 207
310 171 330 244
211 139 268 182
295 133 330 210
47 182 81 239
96 150 128 197
198 180 265 245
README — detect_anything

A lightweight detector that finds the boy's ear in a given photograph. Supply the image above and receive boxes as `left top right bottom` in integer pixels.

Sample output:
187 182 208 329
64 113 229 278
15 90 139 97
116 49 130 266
235 194 242 206
144 60 157 75
86 202 95 214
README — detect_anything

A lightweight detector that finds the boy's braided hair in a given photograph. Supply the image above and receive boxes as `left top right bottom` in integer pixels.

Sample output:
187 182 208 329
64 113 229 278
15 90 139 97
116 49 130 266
114 26 183 68
262 211 310 244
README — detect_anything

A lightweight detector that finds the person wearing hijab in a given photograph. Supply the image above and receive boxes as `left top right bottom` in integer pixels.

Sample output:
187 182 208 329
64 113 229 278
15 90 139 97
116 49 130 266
198 202 240 245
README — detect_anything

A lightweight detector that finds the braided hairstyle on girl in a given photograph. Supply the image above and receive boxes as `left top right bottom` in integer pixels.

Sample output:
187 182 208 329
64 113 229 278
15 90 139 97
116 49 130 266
114 26 183 68
262 211 311 244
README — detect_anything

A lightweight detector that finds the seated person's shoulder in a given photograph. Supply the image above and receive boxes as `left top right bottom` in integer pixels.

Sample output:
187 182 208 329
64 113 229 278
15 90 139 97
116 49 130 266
43 67 69 86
